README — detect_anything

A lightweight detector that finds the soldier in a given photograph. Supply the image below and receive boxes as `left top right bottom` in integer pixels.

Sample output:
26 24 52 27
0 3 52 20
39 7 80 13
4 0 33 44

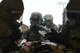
43 14 58 32
0 0 24 53
42 14 59 43
19 12 44 53
26 12 43 41
61 0 80 52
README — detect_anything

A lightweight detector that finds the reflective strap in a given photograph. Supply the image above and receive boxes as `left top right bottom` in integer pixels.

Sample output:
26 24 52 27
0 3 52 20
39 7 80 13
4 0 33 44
11 10 23 13
67 9 80 13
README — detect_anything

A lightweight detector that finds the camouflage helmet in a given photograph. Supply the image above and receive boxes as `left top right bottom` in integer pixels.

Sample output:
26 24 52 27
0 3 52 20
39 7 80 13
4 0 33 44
43 14 53 20
30 12 42 20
